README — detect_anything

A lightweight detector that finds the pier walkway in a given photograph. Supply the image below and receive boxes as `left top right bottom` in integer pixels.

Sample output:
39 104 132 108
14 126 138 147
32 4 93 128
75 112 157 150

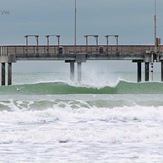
0 44 163 85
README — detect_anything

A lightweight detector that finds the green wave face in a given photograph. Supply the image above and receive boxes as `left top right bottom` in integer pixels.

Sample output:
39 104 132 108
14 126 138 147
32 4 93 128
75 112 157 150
1 81 163 95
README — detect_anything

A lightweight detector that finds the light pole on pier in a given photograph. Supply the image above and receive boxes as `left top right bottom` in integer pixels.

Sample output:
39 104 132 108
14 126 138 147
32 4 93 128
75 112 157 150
153 0 161 55
154 0 157 53
74 0 77 54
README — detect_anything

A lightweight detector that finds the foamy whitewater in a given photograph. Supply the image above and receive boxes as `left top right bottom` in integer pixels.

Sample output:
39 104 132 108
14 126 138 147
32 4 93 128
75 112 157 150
0 72 163 163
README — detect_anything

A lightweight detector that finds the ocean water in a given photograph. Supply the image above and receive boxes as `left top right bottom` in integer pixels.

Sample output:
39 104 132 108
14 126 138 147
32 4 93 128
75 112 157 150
0 71 163 163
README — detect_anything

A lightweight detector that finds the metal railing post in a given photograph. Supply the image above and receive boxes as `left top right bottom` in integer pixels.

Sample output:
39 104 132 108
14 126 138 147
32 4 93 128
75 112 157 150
45 35 61 54
105 35 119 55
84 35 99 54
24 35 39 55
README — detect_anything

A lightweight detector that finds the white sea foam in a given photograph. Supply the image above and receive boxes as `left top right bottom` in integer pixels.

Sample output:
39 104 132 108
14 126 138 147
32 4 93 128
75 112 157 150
0 94 163 162
0 100 163 143
0 104 163 162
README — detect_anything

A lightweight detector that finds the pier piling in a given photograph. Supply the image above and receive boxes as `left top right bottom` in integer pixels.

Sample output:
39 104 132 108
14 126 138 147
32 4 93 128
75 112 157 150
161 62 163 81
8 63 12 85
1 63 5 86
70 61 75 81
137 62 142 82
77 62 82 82
145 62 149 82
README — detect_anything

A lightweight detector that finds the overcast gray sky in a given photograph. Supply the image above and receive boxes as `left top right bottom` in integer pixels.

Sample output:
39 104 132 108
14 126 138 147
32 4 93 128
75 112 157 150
1 0 163 45
0 0 163 72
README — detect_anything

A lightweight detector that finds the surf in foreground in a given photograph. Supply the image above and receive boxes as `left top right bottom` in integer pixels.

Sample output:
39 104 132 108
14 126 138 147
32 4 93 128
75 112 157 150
0 94 163 162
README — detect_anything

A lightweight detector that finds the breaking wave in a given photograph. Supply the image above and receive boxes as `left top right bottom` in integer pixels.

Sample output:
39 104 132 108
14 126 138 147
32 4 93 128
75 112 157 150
0 80 163 95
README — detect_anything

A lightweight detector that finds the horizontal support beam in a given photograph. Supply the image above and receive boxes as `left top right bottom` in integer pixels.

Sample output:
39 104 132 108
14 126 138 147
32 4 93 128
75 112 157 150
14 54 144 62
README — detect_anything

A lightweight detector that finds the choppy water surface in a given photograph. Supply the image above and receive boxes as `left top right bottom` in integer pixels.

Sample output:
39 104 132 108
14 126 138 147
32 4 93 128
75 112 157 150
0 94 163 163
0 72 163 162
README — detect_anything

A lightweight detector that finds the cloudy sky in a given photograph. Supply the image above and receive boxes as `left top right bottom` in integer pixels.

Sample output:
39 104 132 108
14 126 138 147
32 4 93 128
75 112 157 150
0 0 163 72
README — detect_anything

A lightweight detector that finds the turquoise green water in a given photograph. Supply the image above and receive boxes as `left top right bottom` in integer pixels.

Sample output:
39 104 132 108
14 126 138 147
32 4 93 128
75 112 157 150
0 71 163 95
1 80 163 95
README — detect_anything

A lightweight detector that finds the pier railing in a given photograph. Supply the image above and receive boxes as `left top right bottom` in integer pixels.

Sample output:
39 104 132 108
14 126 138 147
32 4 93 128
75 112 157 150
1 45 162 56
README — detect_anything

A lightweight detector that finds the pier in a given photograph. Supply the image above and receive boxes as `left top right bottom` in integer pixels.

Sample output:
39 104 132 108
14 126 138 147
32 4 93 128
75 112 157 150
0 41 163 86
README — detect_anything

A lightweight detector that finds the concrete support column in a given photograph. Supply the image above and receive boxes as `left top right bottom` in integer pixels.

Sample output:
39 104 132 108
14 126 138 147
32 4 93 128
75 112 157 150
161 62 163 82
8 63 12 86
70 61 75 81
145 62 149 82
1 63 5 86
77 62 82 82
137 62 141 82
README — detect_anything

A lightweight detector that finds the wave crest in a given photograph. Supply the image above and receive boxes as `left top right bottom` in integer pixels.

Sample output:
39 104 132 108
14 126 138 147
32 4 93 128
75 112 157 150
0 80 163 94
